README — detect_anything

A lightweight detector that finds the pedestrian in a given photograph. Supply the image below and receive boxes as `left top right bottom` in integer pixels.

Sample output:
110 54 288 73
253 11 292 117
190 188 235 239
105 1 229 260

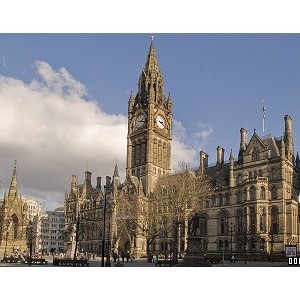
121 251 125 262
231 254 235 263
125 251 130 263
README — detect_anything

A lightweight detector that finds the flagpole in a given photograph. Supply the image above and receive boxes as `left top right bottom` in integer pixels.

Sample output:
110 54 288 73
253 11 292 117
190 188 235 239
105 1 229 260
262 100 266 133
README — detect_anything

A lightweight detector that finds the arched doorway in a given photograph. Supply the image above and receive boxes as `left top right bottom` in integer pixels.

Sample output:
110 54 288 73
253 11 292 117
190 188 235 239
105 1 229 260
124 241 130 252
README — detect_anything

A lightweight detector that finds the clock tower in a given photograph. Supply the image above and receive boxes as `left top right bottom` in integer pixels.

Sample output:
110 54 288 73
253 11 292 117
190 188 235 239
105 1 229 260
126 38 172 196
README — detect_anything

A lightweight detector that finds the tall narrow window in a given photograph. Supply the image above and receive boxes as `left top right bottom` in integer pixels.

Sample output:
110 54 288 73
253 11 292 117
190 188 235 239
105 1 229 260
250 186 256 200
260 186 266 199
271 206 279 233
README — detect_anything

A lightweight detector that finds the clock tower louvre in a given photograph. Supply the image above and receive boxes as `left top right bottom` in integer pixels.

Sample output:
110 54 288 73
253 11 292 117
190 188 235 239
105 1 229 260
126 38 172 196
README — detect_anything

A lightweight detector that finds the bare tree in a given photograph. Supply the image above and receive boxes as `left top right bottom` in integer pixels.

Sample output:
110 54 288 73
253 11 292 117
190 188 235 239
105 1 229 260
151 162 213 261
116 188 167 262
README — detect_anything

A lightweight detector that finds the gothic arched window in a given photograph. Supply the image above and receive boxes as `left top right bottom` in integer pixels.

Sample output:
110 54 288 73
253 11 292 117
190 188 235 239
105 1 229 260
236 209 244 233
218 210 229 235
260 186 266 199
252 148 260 161
237 174 242 185
271 206 279 234
250 186 256 200
271 186 277 200
218 240 223 251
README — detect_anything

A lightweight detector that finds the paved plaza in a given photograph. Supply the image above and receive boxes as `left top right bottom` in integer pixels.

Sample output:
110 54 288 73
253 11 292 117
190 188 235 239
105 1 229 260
0 256 294 267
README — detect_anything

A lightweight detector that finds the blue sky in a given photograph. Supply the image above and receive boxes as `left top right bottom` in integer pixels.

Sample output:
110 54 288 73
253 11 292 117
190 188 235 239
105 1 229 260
1 33 300 158
1 34 300 209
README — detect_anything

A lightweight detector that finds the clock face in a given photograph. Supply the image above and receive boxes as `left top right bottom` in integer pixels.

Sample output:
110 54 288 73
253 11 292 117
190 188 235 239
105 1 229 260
136 114 146 128
156 115 165 129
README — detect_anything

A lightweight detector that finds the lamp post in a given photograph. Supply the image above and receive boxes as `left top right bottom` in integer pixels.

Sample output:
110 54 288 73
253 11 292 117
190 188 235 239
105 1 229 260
3 220 10 260
28 222 33 266
169 239 173 267
107 210 111 255
230 222 235 259
101 185 107 267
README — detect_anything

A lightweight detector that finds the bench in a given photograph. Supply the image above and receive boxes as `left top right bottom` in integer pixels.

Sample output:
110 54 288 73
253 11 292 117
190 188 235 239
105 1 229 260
24 258 48 265
53 258 89 267
1 257 23 263
155 259 176 267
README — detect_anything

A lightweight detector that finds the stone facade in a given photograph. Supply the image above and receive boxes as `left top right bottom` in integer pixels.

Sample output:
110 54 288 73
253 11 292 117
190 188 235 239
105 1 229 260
64 38 300 259
41 207 66 254
0 165 29 258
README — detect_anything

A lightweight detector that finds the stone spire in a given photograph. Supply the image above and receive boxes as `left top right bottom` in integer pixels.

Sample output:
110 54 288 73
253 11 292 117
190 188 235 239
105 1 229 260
8 161 18 198
112 163 120 186
144 36 160 75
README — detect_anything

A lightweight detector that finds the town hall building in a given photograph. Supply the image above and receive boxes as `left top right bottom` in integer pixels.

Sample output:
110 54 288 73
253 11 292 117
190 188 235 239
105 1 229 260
64 38 300 259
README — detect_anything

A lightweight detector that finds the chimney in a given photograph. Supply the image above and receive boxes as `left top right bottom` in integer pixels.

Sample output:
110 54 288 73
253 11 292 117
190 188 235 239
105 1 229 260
284 115 292 135
96 176 102 189
217 146 225 165
240 128 247 151
199 151 209 172
85 171 92 183
106 176 111 187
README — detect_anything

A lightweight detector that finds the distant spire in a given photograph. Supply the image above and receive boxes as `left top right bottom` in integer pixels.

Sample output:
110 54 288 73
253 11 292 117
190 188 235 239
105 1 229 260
113 163 120 178
112 163 120 187
8 161 18 198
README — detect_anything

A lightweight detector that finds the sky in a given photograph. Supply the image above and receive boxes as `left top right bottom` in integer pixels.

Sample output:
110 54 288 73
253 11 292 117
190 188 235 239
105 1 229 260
1 33 300 210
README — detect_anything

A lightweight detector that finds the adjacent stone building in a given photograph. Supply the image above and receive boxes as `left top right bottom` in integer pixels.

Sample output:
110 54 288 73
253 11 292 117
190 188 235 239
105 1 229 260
0 165 29 258
41 207 66 254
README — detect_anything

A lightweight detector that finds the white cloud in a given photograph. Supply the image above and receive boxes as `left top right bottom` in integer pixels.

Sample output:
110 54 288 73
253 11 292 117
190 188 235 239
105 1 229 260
0 61 128 209
195 123 214 150
171 120 214 169
0 61 199 210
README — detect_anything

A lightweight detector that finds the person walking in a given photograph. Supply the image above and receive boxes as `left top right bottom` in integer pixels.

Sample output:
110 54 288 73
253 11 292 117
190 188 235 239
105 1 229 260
121 251 125 262
125 251 130 263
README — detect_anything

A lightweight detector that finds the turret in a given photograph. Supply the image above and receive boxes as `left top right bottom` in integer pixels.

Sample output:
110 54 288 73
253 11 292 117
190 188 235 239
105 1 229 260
229 149 234 188
284 115 294 162
128 90 135 112
240 128 247 151
71 175 77 195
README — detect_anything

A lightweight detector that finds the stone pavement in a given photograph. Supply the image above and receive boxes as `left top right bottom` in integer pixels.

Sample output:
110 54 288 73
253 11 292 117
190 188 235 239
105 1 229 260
0 256 293 267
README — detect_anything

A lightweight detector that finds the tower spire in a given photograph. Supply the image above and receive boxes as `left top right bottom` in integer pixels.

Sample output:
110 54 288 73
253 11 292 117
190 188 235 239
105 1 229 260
9 160 18 198
144 36 160 75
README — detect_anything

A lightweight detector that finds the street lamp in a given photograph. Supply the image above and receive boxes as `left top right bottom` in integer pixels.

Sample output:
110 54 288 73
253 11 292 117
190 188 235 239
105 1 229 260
169 239 173 267
101 185 107 267
230 222 235 259
28 222 33 266
3 219 10 260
